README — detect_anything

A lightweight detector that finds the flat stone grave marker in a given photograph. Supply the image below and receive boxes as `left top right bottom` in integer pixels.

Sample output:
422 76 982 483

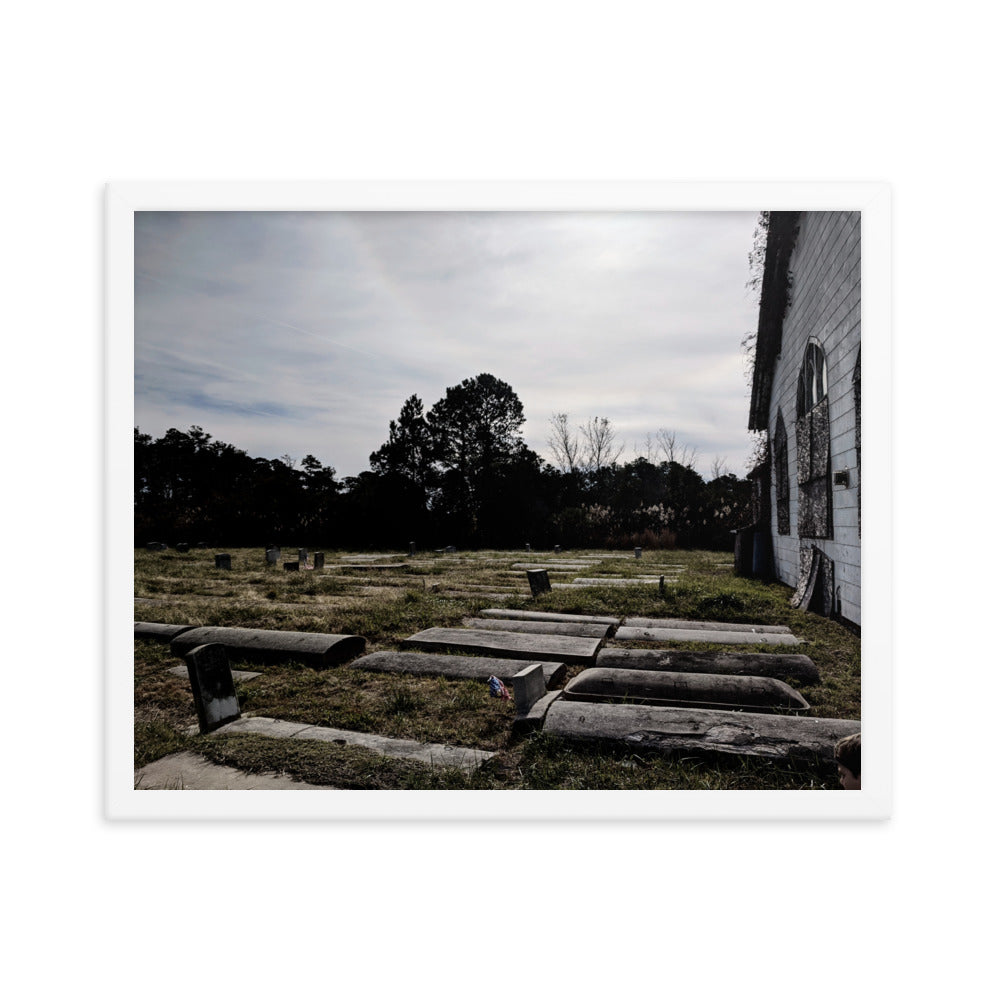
510 562 598 571
462 617 614 639
184 642 241 734
214 554 231 570
170 626 365 667
527 569 551 596
401 627 604 666
543 700 860 762
479 608 620 626
351 650 566 688
571 577 664 585
613 624 802 646
340 562 406 570
596 647 820 684
212 716 494 774
623 617 793 635
562 667 810 712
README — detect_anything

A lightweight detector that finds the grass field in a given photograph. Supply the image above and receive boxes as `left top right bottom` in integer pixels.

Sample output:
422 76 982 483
134 546 860 790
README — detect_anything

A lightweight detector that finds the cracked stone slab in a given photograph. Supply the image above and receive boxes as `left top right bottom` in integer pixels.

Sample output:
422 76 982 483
134 751 328 790
401 627 603 665
613 626 802 646
623 617 793 635
212 716 494 773
543 701 858 761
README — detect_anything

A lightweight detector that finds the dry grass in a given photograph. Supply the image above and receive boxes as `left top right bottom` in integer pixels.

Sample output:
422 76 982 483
134 546 860 789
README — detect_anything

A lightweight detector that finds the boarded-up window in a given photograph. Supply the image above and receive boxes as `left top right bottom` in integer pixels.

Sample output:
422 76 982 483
854 349 861 537
796 342 832 538
773 411 790 535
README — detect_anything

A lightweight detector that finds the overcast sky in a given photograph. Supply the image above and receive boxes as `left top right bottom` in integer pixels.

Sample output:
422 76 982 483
134 210 761 479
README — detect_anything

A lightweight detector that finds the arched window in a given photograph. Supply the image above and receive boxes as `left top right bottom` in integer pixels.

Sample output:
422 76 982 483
773 411 790 535
795 340 832 538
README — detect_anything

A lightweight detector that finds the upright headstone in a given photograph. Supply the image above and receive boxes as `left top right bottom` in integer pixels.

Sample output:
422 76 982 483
527 569 551 597
512 663 547 715
314 552 325 569
265 548 279 565
145 542 159 551
284 561 299 571
554 545 561 554
215 553 232 570
176 543 190 553
298 548 308 563
635 547 642 559
445 545 457 553
409 541 416 556
184 642 241 734
525 543 531 552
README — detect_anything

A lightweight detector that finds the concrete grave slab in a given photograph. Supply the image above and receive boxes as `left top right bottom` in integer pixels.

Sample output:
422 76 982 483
479 608 620 626
571 577 665 585
401 627 604 665
562 667 810 712
613 626 802 646
217 716 494 773
462 617 614 639
595 648 821 684
351 650 567 688
623 617 793 635
543 701 860 761
134 751 327 790
169 664 261 682
170 626 365 667
134 622 196 643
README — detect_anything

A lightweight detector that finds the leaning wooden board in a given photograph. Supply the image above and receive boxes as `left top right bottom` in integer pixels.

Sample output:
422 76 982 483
401 627 604 665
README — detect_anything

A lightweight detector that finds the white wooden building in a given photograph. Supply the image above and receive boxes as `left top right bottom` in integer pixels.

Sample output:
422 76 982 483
748 211 861 630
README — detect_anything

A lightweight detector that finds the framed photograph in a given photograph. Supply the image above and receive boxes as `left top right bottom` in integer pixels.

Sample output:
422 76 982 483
107 181 890 820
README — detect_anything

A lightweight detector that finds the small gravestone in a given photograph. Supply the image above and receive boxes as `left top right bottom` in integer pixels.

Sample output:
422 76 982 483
527 569 551 597
512 663 547 715
284 561 299 571
214 553 231 570
145 542 159 550
265 548 279 565
445 545 457 553
195 541 207 548
554 545 561 554
298 548 308 563
184 642 241 734
525 543 531 552
176 542 190 553
635 547 642 559
409 541 416 556
659 575 666 596
314 552 325 569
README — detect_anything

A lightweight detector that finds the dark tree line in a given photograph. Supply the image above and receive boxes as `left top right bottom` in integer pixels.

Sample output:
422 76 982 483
135 373 752 550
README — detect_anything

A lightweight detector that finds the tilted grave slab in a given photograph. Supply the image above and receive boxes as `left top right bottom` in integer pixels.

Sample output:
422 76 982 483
571 577 664 585
543 700 859 761
214 717 494 773
562 667 810 712
401 627 603 665
351 650 567 688
170 626 365 667
596 647 820 684
613 625 802 646
479 608 620 626
462 617 615 639
134 622 197 643
623 617 792 635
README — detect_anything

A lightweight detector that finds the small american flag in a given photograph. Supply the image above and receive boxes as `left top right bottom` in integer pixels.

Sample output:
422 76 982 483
488 675 511 701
